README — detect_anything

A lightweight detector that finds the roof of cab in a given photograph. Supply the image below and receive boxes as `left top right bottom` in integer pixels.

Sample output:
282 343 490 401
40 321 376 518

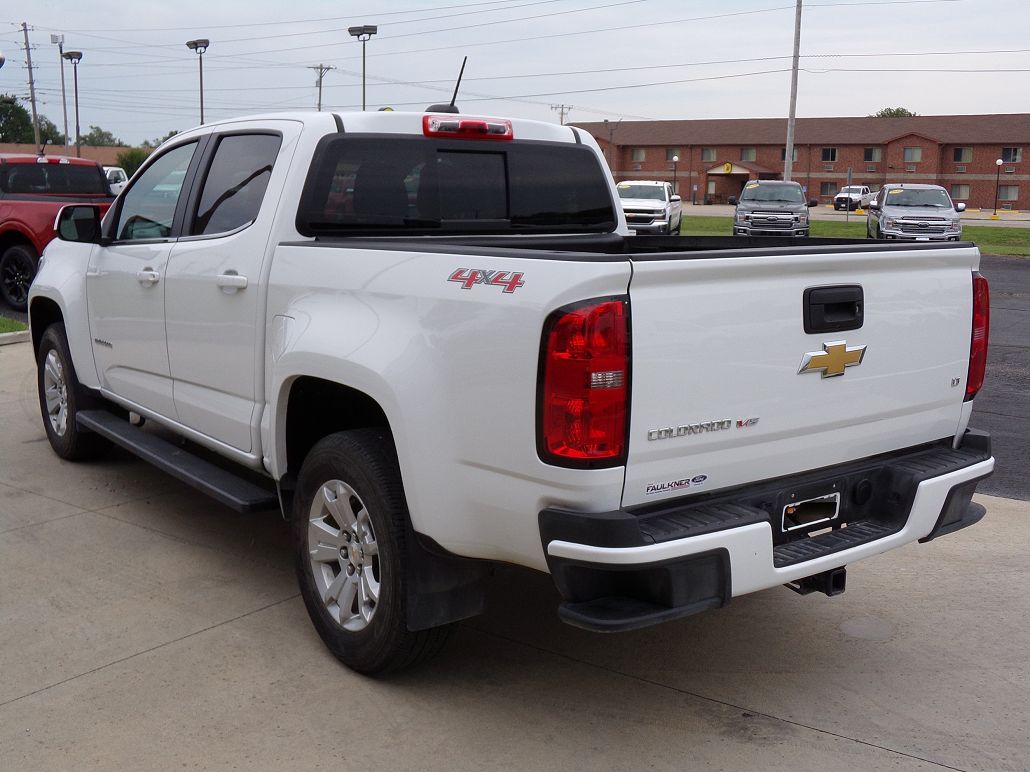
0 153 102 166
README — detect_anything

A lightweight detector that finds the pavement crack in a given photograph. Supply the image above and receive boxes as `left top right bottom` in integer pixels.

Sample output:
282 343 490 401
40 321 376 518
465 625 968 772
0 595 300 709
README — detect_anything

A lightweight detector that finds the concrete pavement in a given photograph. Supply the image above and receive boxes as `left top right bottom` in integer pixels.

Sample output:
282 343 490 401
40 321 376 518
2 340 1028 771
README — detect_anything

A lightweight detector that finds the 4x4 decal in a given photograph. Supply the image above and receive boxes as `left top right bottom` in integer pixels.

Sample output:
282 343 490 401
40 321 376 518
448 268 525 294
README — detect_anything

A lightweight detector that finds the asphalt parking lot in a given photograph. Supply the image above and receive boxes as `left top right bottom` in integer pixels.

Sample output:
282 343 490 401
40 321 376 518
2 304 1029 768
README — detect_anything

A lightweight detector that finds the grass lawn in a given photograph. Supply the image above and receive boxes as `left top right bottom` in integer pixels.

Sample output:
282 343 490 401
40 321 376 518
679 216 1030 256
0 316 27 334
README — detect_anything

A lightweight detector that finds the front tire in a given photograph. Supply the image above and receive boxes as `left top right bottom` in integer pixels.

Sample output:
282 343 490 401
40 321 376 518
0 244 38 312
293 429 451 674
36 323 112 460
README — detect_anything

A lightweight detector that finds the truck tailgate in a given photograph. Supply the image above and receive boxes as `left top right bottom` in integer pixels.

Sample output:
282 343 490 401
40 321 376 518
623 245 978 508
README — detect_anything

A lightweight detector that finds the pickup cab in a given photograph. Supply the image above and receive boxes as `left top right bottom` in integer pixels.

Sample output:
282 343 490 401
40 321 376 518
29 111 994 674
616 180 682 234
729 179 818 237
0 153 114 310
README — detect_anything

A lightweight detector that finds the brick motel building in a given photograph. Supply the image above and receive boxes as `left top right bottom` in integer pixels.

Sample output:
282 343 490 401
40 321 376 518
575 113 1030 211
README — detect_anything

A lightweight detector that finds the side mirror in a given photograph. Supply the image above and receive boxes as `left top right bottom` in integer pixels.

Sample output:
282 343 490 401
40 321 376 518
55 205 103 243
807 199 818 207
670 194 681 202
867 200 880 210
955 202 966 212
727 196 738 205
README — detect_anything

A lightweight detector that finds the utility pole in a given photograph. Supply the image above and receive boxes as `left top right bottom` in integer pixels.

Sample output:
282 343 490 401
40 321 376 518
783 0 803 181
308 64 335 111
22 22 41 146
550 104 573 124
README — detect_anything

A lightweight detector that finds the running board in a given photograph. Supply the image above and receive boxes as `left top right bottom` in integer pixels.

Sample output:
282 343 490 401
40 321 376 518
76 410 279 513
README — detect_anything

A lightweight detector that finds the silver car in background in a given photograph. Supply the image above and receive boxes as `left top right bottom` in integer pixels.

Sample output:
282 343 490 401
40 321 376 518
866 184 965 241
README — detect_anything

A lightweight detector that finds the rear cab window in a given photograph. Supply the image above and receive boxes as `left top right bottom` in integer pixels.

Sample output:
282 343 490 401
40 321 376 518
296 135 617 237
1 162 108 195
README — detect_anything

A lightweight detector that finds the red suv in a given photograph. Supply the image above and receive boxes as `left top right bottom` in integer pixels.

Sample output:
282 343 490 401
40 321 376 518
1 153 115 310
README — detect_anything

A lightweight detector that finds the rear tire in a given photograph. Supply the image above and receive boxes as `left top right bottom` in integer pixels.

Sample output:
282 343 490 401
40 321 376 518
293 429 452 674
36 323 112 460
0 244 38 312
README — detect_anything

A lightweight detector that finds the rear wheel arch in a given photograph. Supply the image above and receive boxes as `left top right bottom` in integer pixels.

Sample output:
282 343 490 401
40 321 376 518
283 376 391 481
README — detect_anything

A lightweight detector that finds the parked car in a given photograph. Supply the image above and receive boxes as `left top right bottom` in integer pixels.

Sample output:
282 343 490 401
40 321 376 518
103 166 129 194
866 184 965 241
0 153 114 310
729 179 817 237
32 110 993 674
616 180 682 234
833 185 871 211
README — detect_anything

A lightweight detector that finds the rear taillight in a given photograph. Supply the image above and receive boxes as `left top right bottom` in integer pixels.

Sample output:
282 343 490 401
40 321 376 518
422 114 513 141
965 271 989 401
538 298 629 467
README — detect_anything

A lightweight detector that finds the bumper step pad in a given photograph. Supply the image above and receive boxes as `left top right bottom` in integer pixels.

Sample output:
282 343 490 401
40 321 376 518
772 520 897 567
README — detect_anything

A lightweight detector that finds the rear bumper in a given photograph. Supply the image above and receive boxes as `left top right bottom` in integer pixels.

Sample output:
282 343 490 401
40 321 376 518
540 432 993 632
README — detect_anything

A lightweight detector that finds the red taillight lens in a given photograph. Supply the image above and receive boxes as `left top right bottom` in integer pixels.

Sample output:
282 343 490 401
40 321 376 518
538 298 629 467
965 271 989 401
422 114 514 141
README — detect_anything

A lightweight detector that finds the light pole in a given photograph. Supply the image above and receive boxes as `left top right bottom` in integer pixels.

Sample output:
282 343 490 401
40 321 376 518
992 158 1004 219
62 50 82 157
348 25 377 111
51 35 70 149
186 39 209 124
671 154 680 195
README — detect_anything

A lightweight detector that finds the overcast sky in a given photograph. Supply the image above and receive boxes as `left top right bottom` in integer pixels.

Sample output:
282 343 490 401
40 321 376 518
3 0 1029 145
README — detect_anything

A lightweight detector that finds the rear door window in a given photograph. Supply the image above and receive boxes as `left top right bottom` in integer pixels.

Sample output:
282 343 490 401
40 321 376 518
191 133 282 236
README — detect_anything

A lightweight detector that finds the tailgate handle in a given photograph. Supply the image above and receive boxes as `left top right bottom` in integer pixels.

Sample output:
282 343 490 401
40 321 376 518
804 285 863 334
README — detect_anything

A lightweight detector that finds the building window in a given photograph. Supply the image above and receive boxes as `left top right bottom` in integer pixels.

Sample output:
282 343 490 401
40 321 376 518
780 147 798 162
819 182 836 196
821 147 837 162
740 147 756 162
631 148 646 162
1001 147 1022 163
665 148 680 161
863 147 882 162
953 147 972 163
999 185 1019 201
903 147 922 162
951 184 970 200
701 147 716 162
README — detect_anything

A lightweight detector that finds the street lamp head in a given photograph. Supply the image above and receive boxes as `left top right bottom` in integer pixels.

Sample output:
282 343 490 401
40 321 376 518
186 39 209 53
996 158 1004 166
348 25 378 40
63 50 82 63
672 155 680 163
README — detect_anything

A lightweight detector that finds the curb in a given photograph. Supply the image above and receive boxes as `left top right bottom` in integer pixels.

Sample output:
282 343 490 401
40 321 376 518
0 331 30 346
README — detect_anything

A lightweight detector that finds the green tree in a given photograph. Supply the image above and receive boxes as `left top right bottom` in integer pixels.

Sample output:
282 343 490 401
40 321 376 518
0 95 34 142
142 129 180 148
871 107 917 118
80 125 125 147
116 146 152 177
38 116 66 146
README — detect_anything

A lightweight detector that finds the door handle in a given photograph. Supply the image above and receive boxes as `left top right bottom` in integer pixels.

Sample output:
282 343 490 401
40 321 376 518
136 269 160 286
217 271 248 293
803 285 864 334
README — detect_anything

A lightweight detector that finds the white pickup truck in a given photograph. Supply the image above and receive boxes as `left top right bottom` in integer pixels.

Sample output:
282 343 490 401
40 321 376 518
30 110 994 674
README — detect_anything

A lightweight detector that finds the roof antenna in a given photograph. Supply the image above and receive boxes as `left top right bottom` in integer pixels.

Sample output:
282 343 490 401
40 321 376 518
426 56 466 114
